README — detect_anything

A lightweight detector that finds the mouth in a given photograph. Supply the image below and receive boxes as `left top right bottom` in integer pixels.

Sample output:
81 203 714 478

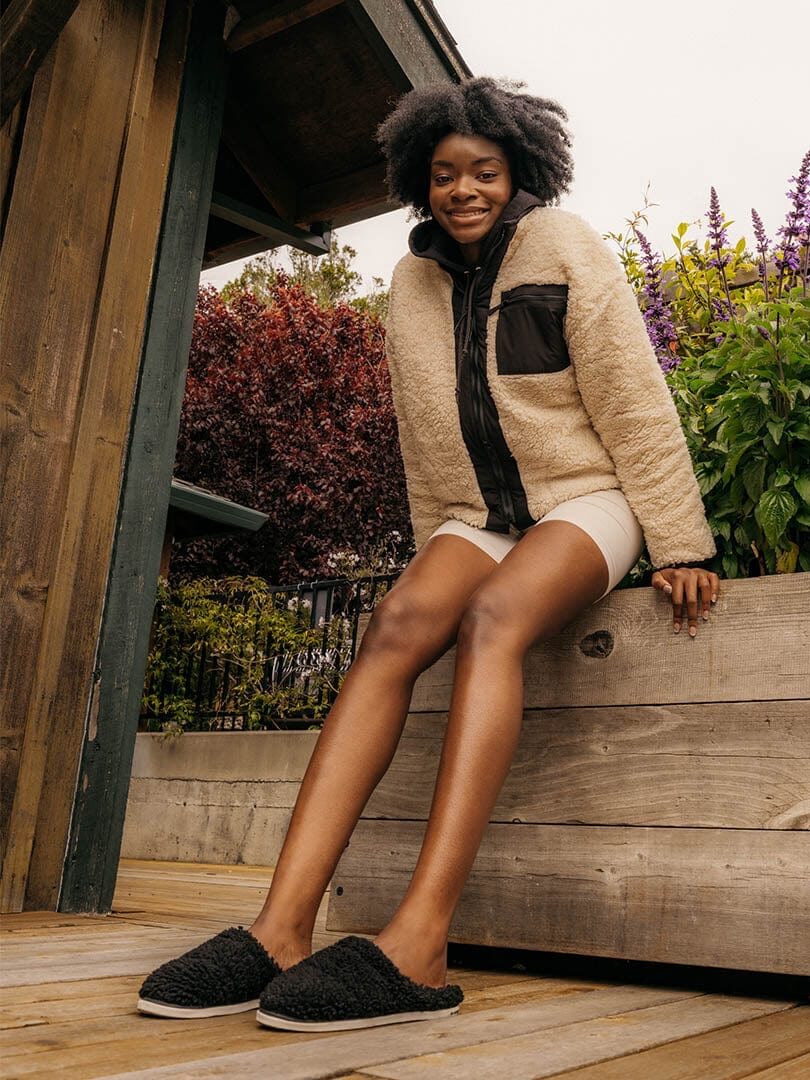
445 207 490 220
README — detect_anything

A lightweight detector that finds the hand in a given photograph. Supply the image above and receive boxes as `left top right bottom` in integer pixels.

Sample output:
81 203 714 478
651 566 721 638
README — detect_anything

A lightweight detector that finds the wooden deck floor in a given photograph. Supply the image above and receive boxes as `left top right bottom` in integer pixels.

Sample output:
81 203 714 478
1 860 808 1079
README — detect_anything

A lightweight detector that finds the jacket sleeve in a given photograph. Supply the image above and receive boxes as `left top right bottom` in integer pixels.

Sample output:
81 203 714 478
385 269 448 552
562 214 716 569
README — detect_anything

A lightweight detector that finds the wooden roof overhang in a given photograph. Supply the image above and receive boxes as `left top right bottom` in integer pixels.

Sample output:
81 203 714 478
204 0 471 268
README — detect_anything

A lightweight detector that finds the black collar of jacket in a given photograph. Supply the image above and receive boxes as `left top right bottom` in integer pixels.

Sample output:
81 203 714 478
407 188 545 274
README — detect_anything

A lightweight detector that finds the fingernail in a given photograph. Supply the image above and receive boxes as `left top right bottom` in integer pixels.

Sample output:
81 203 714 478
674 623 680 633
689 626 697 637
703 611 709 620
711 594 717 603
664 585 672 593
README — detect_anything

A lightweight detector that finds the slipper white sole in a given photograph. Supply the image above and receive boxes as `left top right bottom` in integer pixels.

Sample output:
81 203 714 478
137 996 260 1018
256 1002 461 1031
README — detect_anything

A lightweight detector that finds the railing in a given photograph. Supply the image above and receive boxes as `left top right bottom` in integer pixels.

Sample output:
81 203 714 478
139 572 400 732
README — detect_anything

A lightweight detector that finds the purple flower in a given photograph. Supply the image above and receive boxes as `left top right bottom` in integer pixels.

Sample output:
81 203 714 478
635 229 679 371
751 207 769 278
706 186 731 269
773 149 809 286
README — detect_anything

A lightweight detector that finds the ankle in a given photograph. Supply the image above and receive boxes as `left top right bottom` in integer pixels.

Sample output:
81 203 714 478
248 920 312 970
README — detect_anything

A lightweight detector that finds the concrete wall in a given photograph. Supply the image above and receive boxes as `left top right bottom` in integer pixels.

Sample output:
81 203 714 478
121 731 318 866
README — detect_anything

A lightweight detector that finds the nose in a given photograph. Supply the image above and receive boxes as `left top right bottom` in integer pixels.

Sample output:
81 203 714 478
450 174 476 200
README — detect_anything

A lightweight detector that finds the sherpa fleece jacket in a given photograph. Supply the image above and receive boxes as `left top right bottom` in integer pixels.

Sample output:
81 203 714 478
384 201 717 570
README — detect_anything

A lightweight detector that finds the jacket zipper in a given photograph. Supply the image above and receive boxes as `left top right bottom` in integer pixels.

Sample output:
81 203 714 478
456 264 517 528
488 288 568 316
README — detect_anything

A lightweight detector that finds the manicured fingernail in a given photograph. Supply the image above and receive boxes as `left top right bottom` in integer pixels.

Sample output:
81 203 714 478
711 594 717 603
703 611 709 620
674 623 680 633
664 584 672 593
689 626 697 637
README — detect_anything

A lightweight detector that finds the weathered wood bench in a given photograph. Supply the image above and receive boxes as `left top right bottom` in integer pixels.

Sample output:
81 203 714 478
327 572 810 976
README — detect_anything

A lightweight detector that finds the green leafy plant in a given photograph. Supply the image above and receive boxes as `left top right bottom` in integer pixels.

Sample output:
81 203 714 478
611 151 809 580
140 576 355 734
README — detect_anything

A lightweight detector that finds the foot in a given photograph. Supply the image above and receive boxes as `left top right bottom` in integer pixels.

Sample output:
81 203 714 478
248 921 311 972
372 923 448 989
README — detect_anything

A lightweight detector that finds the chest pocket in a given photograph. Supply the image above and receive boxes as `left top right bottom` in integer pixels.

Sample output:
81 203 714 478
493 284 571 375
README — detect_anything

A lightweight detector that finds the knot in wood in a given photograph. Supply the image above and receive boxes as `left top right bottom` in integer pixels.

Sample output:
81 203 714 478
579 630 614 658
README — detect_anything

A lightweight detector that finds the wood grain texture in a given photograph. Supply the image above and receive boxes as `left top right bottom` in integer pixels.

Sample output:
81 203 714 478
1 861 804 1079
0 0 79 124
555 1007 810 1079
355 574 810 710
59 0 223 916
0 0 188 913
365 701 810 829
327 820 810 974
361 998 797 1079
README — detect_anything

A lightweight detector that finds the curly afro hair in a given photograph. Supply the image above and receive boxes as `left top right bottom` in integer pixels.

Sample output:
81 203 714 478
377 77 574 218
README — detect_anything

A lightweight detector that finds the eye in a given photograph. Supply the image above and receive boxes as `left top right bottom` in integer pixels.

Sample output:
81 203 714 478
431 174 452 185
478 171 498 181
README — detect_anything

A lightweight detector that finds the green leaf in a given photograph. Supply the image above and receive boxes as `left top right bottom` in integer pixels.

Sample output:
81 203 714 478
772 467 793 488
794 474 810 505
756 488 797 546
738 396 767 434
775 542 799 574
766 419 785 445
742 457 767 503
722 553 739 578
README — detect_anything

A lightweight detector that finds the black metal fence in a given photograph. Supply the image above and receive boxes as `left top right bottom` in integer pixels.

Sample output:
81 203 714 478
140 572 400 732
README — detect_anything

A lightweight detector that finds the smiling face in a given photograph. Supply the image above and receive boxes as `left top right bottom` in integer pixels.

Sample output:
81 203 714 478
428 132 514 265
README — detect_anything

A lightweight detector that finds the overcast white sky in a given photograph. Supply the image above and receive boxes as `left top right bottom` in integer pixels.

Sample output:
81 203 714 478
202 0 808 294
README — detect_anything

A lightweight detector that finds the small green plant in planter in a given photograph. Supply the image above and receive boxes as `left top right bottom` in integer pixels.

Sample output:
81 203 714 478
610 149 809 582
141 575 347 734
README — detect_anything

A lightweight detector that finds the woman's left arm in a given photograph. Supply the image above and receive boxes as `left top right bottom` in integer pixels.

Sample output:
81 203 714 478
562 212 717 571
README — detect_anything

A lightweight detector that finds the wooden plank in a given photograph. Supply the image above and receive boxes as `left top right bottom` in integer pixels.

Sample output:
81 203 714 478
226 0 344 52
344 0 460 90
0 0 79 124
78 986 703 1079
57 0 224 916
742 1053 810 1079
356 574 810 710
327 820 810 975
296 160 394 229
359 998 797 1079
556 1008 810 1078
363 701 810 829
0 0 148 909
7 0 191 915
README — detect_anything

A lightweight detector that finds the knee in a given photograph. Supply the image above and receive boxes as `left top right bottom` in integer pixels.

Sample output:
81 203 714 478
457 591 519 652
358 591 433 660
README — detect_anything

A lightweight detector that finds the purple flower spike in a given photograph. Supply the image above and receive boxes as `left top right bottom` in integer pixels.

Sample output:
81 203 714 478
635 228 679 371
774 149 809 291
751 208 771 299
705 187 732 269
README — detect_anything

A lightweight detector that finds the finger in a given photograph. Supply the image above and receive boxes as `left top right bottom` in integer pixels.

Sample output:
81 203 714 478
684 572 700 637
651 571 672 595
670 574 685 633
710 573 720 603
699 574 712 620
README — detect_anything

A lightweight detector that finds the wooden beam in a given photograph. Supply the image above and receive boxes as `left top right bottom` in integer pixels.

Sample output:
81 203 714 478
57 0 227 915
226 0 344 53
210 191 330 255
0 0 79 126
344 0 458 91
296 159 397 228
0 0 192 913
220 90 297 222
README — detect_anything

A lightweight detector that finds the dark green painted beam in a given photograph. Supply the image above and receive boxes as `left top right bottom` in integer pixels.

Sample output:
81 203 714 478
170 478 268 533
58 0 228 913
209 191 331 256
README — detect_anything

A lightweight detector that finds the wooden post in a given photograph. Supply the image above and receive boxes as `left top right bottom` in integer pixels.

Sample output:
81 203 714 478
58 0 228 914
0 0 193 912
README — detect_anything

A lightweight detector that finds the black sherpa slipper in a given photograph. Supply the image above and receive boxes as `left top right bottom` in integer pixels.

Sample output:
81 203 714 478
256 934 463 1031
137 927 282 1018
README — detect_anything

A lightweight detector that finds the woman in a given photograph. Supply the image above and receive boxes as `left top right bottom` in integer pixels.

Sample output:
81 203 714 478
137 78 720 1032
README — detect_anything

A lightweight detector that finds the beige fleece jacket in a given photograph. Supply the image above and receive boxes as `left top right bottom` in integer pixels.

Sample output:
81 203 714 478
385 205 717 570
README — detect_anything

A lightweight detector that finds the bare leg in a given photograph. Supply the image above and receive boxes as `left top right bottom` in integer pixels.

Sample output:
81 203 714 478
372 520 610 987
248 534 499 969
